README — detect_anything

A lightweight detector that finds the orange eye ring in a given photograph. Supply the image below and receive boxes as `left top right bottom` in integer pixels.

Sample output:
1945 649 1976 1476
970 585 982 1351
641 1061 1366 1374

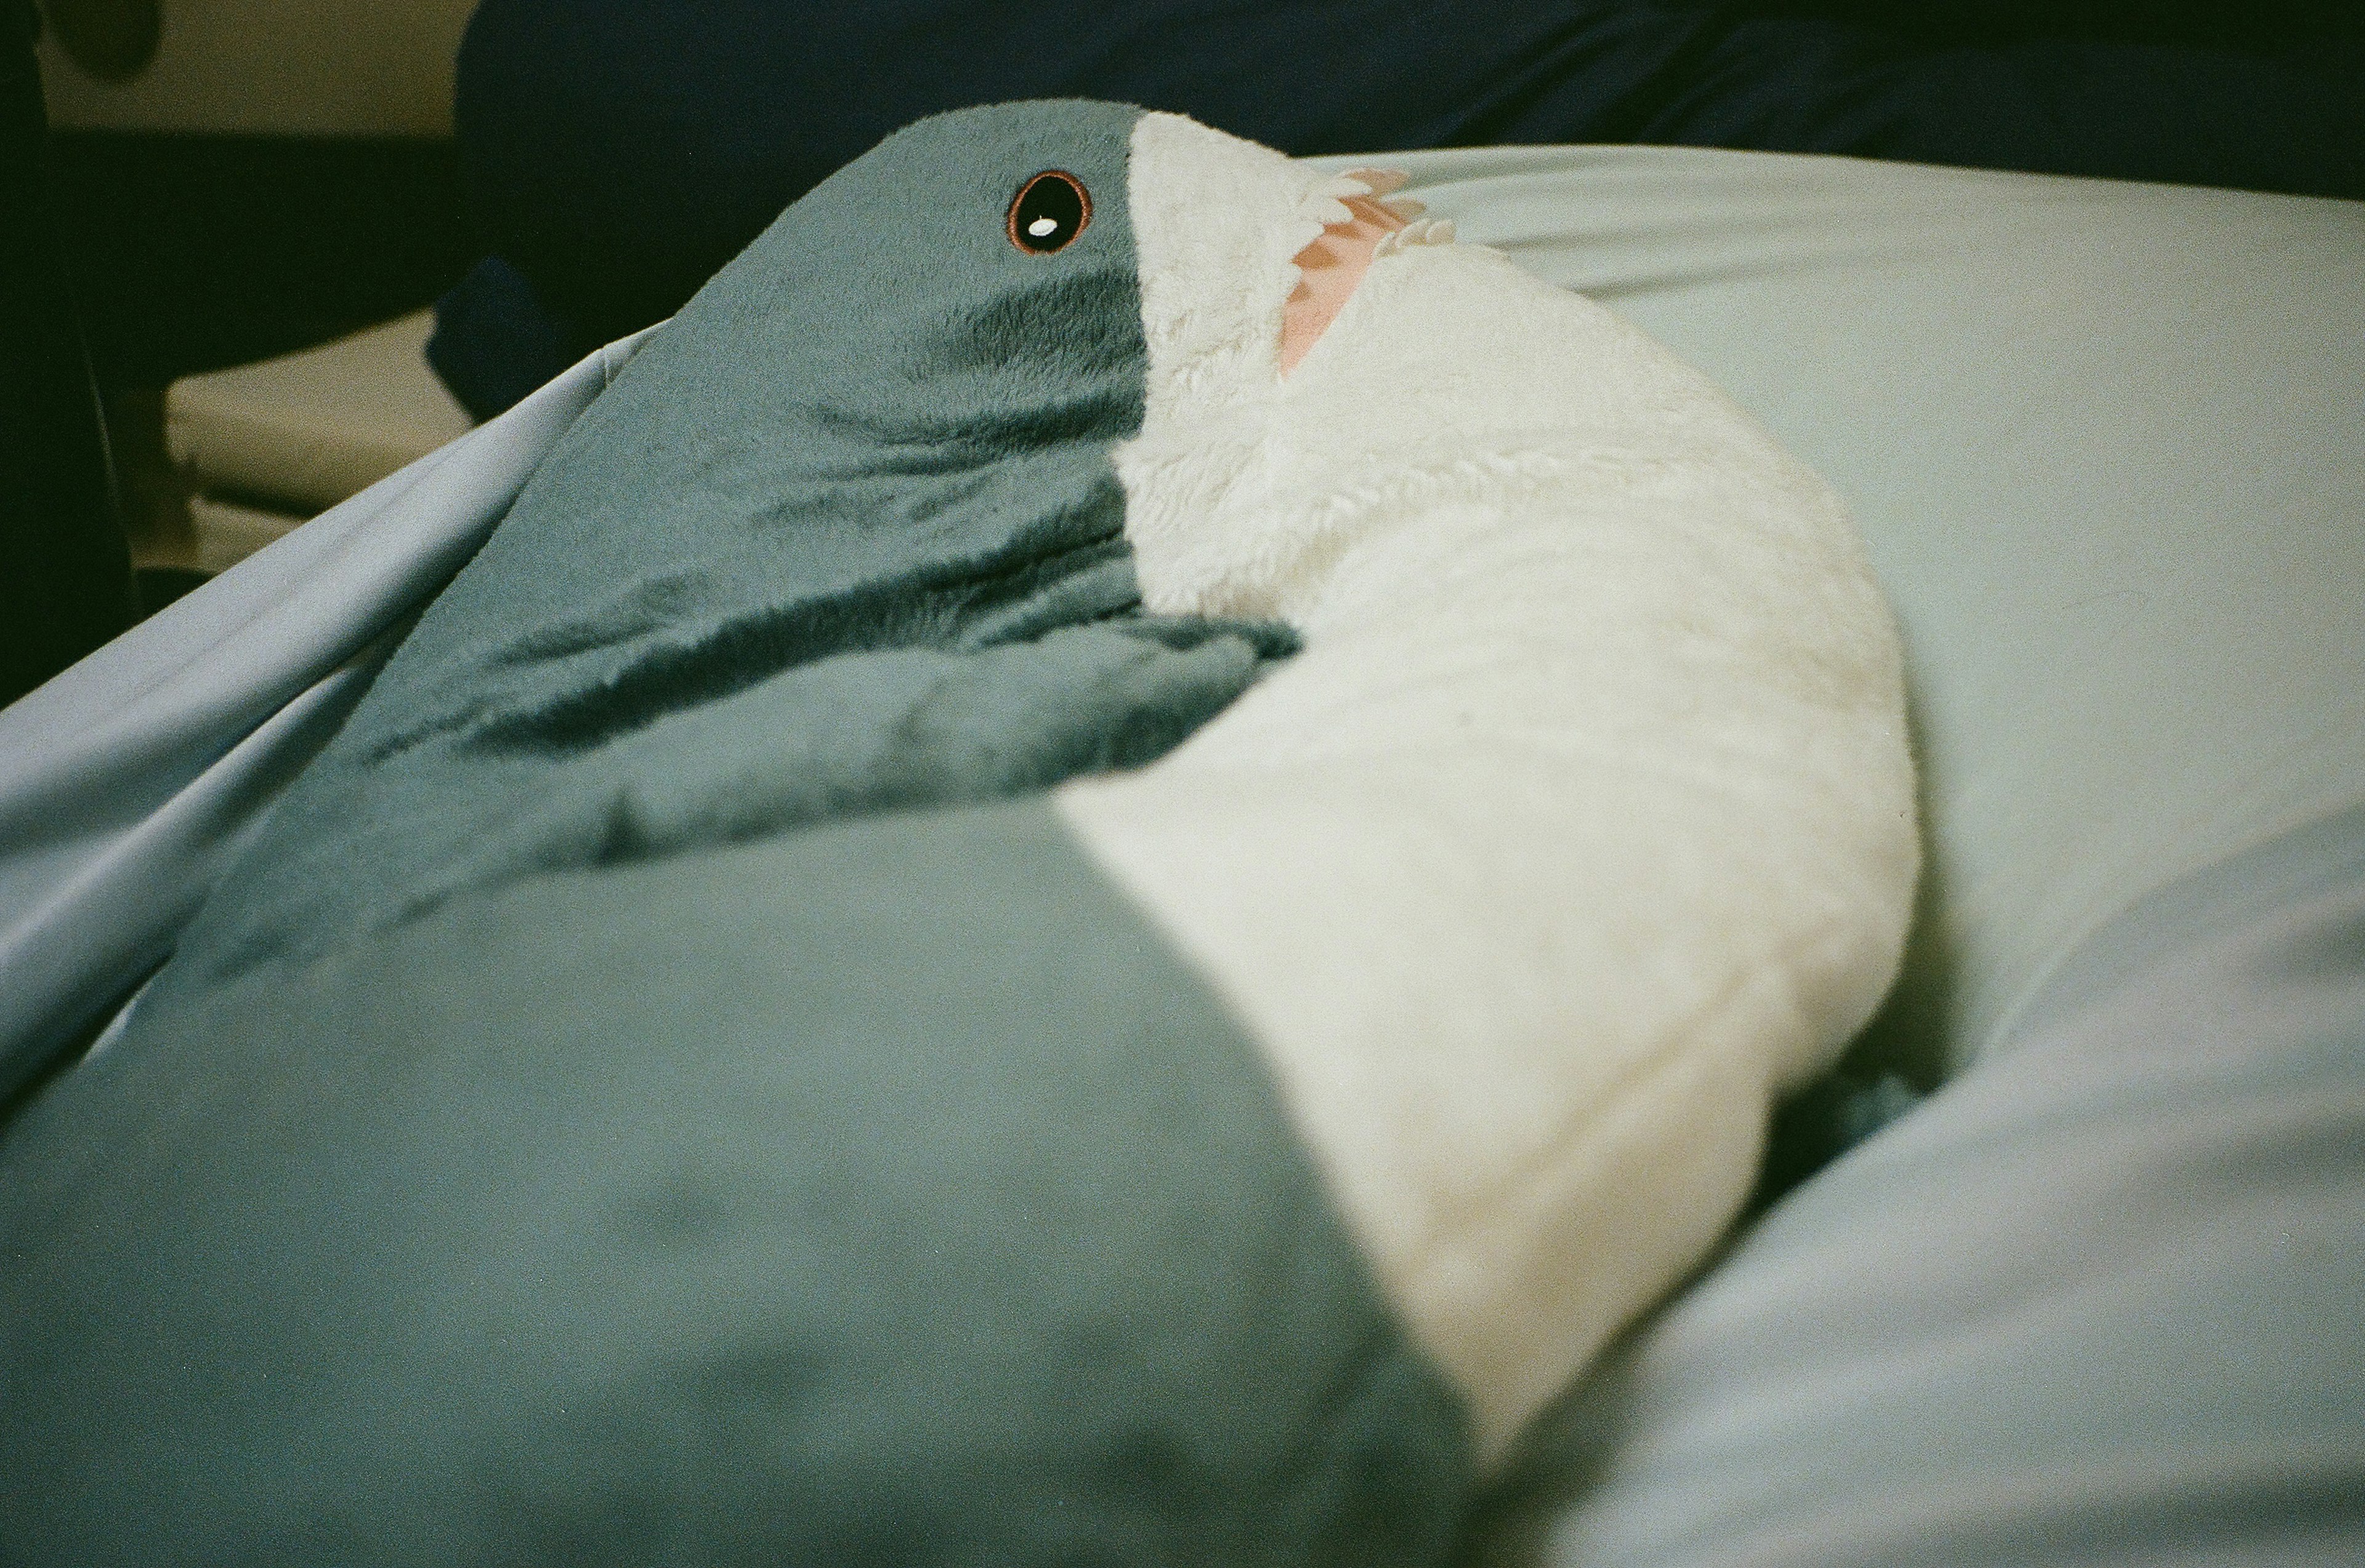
1008 170 1091 255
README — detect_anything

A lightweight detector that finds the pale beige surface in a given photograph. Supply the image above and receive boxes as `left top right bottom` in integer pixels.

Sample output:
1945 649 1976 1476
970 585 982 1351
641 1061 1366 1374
126 495 306 576
166 310 472 514
36 0 474 135
180 497 309 575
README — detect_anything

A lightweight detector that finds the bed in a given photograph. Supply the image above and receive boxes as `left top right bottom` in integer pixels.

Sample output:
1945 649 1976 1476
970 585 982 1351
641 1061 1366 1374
2 125 2361 1564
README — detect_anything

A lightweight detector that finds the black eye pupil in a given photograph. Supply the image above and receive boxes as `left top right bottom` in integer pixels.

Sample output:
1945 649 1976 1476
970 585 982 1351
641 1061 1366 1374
1009 171 1090 254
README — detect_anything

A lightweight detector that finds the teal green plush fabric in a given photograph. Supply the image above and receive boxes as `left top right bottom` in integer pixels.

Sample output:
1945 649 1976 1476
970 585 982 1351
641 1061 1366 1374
180 97 1289 986
0 102 1458 1565
0 800 1468 1564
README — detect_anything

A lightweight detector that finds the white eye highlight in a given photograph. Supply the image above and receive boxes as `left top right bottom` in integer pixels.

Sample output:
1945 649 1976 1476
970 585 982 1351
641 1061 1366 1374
1008 170 1092 254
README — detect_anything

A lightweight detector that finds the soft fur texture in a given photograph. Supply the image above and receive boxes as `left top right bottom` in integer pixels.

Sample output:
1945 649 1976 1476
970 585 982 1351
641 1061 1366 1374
1057 111 1919 1463
0 107 1917 1565
158 102 1299 990
0 105 1473 1568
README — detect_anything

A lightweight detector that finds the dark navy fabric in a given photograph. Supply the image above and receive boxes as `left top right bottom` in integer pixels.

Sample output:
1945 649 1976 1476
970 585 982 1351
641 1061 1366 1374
432 0 2365 417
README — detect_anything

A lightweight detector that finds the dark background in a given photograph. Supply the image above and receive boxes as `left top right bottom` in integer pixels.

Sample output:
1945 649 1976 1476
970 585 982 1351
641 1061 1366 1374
7 0 2362 704
41 0 2365 396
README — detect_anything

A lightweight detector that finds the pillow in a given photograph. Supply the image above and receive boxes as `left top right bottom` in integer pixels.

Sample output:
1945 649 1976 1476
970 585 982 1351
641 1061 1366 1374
1338 142 2365 1567
0 105 1913 1562
1394 145 2365 1079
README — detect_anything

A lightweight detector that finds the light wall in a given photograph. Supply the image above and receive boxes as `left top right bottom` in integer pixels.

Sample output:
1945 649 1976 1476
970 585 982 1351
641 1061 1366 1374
36 0 477 137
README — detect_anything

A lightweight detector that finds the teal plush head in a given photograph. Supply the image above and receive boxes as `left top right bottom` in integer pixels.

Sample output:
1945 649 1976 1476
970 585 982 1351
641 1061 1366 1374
374 97 1160 735
176 99 1293 981
406 99 1154 649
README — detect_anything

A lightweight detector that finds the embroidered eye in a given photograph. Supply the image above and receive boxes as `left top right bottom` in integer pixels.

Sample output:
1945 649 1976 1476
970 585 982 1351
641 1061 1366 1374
1008 171 1090 255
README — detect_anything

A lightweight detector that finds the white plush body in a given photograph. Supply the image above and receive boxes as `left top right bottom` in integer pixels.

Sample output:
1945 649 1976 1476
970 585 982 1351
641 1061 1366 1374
1054 113 1917 1464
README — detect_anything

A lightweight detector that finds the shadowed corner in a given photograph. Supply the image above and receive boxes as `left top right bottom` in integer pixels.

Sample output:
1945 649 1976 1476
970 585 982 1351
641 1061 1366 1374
1822 684 1955 1089
1747 677 1954 1208
36 0 159 84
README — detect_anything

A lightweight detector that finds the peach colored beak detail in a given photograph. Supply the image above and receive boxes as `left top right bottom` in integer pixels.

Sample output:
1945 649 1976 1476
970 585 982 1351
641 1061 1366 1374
1279 193 1409 378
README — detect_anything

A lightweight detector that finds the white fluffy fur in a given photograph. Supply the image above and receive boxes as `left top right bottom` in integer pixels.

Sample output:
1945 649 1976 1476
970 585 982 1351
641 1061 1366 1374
1056 112 1918 1465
